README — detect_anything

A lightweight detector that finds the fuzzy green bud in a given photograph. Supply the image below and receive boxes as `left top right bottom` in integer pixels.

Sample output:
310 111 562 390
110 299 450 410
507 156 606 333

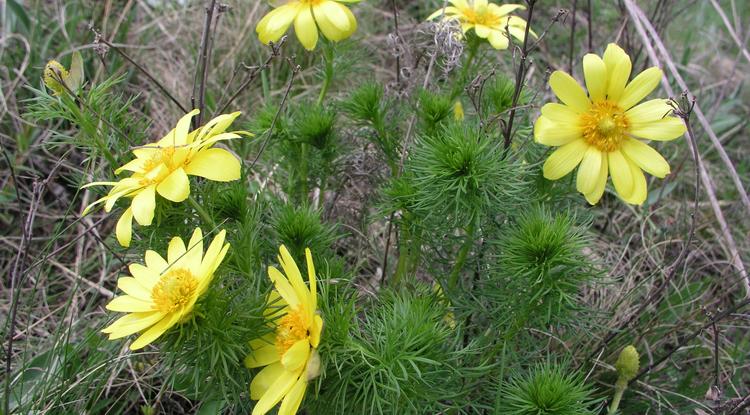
615 345 639 382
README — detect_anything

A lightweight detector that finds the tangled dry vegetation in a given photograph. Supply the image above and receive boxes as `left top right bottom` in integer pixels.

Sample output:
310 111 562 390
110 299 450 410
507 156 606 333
1 0 749 414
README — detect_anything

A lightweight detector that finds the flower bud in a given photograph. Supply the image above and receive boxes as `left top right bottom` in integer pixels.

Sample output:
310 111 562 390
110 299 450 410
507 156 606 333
615 345 639 382
43 60 69 95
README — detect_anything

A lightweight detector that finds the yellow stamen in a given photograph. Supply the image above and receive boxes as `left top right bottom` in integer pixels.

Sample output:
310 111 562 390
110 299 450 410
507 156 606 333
579 101 629 152
275 308 309 357
151 268 199 313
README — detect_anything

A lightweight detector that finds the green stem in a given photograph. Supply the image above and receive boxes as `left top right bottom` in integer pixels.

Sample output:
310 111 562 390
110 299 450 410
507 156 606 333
317 46 334 106
188 194 215 228
448 220 476 290
607 381 627 415
452 39 480 99
390 222 412 287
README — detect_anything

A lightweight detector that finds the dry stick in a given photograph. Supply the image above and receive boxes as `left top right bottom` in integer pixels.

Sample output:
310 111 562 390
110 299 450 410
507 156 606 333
192 0 218 127
584 95 701 365
216 36 287 116
249 60 300 171
631 297 750 384
382 2 448 284
625 1 750 216
708 0 750 65
92 29 189 114
623 0 750 297
568 0 577 73
587 0 593 51
390 0 402 85
502 0 536 151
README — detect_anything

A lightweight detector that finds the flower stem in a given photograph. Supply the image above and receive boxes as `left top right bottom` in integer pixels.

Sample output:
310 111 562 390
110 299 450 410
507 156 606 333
188 194 215 228
448 220 476 290
317 46 335 107
607 380 627 415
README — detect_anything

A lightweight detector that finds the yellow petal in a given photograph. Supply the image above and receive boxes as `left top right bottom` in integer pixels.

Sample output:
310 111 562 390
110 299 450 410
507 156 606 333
117 277 152 300
131 185 156 226
541 102 581 120
313 2 356 41
269 266 301 308
305 248 317 313
245 338 281 368
487 30 509 49
317 1 351 32
250 362 286 401
144 250 168 273
167 235 187 267
257 4 300 45
625 98 673 123
576 147 603 195
629 117 686 141
620 137 670 178
198 229 227 278
106 295 154 313
534 116 581 147
185 228 204 271
156 167 190 202
294 5 319 50
497 4 526 16
542 139 588 180
603 44 631 102
584 154 609 205
608 150 634 200
309 315 323 348
619 67 663 110
184 148 241 182
279 245 310 312
281 339 310 372
167 109 200 147
129 312 180 350
278 374 308 415
474 24 491 38
103 312 165 339
622 158 648 205
116 207 134 247
251 367 301 415
582 53 607 102
193 111 242 144
549 71 591 113
130 263 160 290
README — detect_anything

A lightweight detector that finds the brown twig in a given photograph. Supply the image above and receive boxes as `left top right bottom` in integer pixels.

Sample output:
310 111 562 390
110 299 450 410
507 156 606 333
92 28 189 113
568 0 577 73
249 58 300 170
192 0 218 128
502 0 537 151
216 36 286 116
623 0 750 297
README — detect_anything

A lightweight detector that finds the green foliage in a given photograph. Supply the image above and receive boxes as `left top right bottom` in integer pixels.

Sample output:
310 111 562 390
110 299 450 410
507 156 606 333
416 89 453 136
312 286 467 414
269 202 339 261
407 123 525 228
482 206 595 334
496 361 600 415
160 272 267 405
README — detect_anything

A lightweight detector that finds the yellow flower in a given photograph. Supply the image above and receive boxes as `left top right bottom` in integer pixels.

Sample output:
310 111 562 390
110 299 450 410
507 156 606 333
256 0 359 51
534 43 686 205
453 100 465 121
101 228 230 350
44 51 84 95
245 246 323 415
83 110 248 247
427 1 535 50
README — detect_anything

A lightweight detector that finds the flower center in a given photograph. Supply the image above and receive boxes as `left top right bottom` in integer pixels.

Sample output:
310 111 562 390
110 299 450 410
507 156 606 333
151 268 199 313
464 4 501 26
138 147 178 186
579 101 630 152
275 308 309 357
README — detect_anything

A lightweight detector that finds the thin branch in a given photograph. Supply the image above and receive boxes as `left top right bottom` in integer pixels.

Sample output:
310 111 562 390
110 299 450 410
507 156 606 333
249 58 299 170
192 0 218 127
568 0 577 72
216 36 286 116
623 0 750 297
92 28 189 113
503 0 537 151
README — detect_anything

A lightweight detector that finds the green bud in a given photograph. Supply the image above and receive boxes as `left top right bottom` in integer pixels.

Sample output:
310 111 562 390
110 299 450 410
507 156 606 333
615 345 640 382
